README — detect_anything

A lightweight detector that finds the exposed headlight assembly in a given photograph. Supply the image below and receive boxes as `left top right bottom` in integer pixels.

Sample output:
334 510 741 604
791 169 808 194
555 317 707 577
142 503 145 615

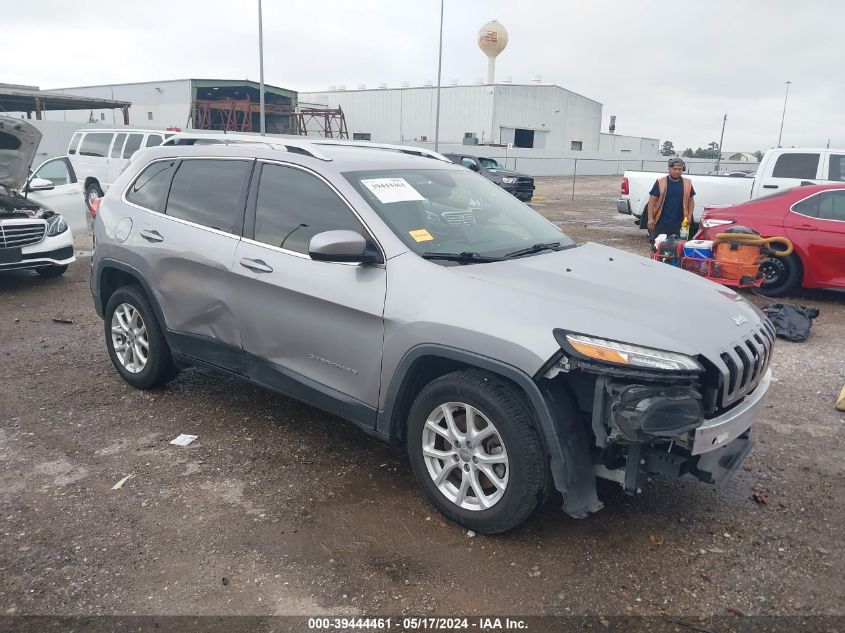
500 177 517 184
45 214 68 237
563 333 703 372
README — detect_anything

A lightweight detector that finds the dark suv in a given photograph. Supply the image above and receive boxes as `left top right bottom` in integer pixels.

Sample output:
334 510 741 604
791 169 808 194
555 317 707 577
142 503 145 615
444 154 534 202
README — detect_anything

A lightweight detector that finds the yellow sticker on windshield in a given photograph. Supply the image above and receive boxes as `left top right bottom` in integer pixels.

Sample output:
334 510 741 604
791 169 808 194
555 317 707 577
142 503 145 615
409 229 434 242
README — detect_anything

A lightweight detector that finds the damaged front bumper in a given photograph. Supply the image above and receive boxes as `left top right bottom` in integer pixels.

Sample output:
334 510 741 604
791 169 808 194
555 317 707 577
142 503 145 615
592 368 770 495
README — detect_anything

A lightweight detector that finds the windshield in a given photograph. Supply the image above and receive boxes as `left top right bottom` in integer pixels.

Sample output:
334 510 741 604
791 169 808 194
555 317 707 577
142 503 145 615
478 157 503 169
344 168 573 260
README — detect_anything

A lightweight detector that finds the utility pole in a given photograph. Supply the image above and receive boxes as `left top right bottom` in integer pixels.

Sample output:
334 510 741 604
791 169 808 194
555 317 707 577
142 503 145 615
777 80 791 148
258 0 266 136
434 0 444 152
715 113 727 172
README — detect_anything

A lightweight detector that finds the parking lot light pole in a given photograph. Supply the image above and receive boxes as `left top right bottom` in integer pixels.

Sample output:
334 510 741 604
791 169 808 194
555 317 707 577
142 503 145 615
777 80 791 148
715 113 727 172
434 0 444 152
258 0 266 136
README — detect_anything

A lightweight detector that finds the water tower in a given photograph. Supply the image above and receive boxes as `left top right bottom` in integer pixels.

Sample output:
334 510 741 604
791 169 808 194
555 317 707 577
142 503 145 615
478 20 508 84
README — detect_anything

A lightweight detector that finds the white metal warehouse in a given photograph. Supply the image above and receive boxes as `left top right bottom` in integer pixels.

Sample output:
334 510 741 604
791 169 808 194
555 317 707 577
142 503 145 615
301 83 614 152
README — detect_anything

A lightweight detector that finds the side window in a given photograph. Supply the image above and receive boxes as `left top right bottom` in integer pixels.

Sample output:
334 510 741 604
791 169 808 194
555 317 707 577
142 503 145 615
122 133 144 159
110 133 127 159
828 155 845 182
165 159 251 233
145 134 163 148
34 158 73 186
460 157 476 169
78 133 114 157
126 160 178 211
817 191 845 221
68 133 82 155
771 153 820 179
254 163 363 255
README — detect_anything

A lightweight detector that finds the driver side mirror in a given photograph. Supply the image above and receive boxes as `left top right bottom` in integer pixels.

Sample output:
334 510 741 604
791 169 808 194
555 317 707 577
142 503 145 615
467 163 480 172
26 177 55 192
309 230 382 264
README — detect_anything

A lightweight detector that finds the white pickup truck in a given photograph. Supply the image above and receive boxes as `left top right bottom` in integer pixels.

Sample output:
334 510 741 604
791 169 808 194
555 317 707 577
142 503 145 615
617 147 845 226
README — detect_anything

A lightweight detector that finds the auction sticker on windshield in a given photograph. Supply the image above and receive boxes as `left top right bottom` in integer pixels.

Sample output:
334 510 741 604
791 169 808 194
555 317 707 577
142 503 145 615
361 178 425 204
409 229 434 242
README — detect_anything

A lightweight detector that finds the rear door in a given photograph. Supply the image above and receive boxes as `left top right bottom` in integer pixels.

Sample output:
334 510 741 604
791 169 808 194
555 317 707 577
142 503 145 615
786 189 845 288
232 160 386 419
129 156 254 371
758 152 822 193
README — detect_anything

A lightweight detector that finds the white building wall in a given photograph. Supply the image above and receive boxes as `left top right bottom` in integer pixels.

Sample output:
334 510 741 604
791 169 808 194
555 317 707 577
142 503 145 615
43 80 193 128
599 133 660 155
301 84 601 151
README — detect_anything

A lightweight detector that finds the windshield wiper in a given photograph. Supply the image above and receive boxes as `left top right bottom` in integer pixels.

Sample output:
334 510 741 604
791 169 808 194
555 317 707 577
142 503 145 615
421 251 504 263
505 241 563 258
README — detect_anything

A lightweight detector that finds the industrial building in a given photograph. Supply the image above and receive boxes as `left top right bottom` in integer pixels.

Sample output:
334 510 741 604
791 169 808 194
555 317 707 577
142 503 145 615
44 79 298 133
300 83 607 151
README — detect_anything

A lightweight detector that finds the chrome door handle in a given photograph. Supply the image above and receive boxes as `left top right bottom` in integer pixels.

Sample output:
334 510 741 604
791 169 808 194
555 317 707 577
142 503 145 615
239 258 273 273
140 229 164 242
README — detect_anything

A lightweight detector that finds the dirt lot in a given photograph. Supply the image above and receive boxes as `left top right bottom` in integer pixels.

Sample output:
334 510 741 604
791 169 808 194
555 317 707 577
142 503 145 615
1 176 843 620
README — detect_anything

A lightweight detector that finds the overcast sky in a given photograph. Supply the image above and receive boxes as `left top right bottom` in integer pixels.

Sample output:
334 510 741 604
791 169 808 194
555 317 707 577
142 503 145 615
4 0 842 151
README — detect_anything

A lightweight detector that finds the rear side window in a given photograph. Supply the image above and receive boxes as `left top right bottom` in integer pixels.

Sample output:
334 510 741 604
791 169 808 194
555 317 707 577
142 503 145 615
126 160 178 211
110 133 127 159
817 191 845 221
122 133 143 159
68 133 82 155
828 155 845 182
145 134 163 148
254 163 363 254
165 159 251 233
78 133 114 157
771 153 819 179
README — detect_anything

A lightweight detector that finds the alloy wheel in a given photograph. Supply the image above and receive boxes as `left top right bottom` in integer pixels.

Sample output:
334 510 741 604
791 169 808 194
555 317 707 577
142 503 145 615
110 303 149 373
421 402 509 511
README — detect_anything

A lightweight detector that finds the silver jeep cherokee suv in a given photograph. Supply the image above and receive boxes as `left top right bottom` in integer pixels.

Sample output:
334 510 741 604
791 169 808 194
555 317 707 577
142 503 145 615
91 137 774 533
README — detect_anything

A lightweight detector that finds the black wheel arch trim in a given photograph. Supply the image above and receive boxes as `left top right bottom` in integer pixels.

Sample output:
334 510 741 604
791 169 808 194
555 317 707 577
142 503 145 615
92 258 170 337
378 344 602 518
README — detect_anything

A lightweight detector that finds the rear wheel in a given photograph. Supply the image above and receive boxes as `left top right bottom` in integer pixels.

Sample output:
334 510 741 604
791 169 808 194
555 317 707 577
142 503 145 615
36 265 68 278
104 285 178 389
758 252 802 297
406 370 546 534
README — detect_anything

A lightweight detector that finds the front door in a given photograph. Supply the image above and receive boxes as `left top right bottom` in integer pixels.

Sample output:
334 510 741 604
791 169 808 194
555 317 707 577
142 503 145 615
232 161 386 423
786 189 845 288
28 157 86 235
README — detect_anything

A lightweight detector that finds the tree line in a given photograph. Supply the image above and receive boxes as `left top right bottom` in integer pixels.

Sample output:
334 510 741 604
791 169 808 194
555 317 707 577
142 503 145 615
659 141 763 162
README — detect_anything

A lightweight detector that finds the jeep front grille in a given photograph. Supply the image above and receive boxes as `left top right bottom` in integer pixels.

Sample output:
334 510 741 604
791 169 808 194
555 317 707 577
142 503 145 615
713 321 775 409
0 221 46 248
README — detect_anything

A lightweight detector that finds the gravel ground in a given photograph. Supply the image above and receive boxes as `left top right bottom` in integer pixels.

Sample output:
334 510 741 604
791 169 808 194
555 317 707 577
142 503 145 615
1 176 843 619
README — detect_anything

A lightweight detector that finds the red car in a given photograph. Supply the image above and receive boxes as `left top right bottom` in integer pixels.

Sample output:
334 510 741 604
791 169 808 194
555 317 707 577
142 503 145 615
696 184 845 296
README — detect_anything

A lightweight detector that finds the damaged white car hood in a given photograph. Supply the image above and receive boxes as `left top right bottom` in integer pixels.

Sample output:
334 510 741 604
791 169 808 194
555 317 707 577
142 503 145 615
0 116 41 189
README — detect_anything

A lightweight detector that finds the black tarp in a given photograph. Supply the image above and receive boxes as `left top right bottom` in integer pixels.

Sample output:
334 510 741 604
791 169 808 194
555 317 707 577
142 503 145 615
762 303 820 342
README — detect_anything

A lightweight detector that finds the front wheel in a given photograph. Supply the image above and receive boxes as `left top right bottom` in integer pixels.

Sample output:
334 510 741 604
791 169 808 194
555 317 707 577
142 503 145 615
406 370 547 534
758 252 802 297
85 181 104 213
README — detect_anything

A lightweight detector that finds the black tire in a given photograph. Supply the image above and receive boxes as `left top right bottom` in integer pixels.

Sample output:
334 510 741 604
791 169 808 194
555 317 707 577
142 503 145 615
406 370 547 534
758 252 802 297
104 285 178 389
85 181 104 213
36 265 68 278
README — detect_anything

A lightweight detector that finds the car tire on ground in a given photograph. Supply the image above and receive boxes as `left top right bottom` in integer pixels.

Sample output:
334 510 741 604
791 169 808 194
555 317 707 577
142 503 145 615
85 181 104 213
758 252 802 297
406 370 547 534
104 285 179 389
36 265 68 278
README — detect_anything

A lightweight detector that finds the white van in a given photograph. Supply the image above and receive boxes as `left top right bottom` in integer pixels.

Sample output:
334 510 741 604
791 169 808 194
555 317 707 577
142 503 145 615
67 128 173 211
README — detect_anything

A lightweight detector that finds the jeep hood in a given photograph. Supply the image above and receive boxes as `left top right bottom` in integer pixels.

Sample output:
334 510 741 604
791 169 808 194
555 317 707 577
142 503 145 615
0 116 41 189
450 242 766 360
486 167 529 178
